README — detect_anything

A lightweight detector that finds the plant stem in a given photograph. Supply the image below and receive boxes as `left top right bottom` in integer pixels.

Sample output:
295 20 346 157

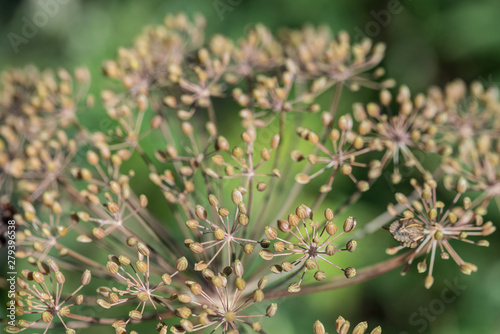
263 251 412 300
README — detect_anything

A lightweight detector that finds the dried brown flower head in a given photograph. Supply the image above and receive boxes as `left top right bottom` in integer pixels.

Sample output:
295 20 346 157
386 178 495 288
6 262 91 334
353 86 437 184
293 113 372 193
185 190 262 271
263 205 357 292
176 263 276 333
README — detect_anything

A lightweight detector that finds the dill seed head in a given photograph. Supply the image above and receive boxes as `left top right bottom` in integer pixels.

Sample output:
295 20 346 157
386 179 493 288
266 205 358 290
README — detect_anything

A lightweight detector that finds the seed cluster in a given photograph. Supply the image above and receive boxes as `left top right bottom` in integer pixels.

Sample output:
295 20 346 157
3 11 498 334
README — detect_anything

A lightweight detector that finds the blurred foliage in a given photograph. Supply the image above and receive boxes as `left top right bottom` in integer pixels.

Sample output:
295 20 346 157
1 0 499 333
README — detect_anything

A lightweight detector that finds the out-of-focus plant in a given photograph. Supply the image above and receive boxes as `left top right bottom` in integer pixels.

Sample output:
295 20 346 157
1 12 497 334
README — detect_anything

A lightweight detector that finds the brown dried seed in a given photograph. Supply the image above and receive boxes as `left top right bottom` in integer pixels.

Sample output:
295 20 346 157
259 250 274 260
295 173 310 184
177 257 188 271
257 276 269 290
266 303 278 317
129 310 142 321
253 289 264 302
343 216 357 232
288 283 301 293
344 267 356 278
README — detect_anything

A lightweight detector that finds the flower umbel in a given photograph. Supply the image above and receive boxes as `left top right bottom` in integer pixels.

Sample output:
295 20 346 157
6 261 91 334
176 263 276 333
185 190 262 271
387 178 495 288
263 204 357 292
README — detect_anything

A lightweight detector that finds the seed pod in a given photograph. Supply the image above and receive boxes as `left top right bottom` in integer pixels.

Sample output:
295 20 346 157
296 204 312 219
425 275 434 289
266 303 278 317
288 213 300 227
476 240 490 247
218 207 229 217
352 321 368 334
33 271 44 284
326 244 336 256
344 267 356 278
456 177 468 193
257 182 267 191
395 193 407 204
127 237 138 247
291 150 304 161
259 250 274 260
92 227 105 239
176 307 192 319
77 235 92 243
311 321 327 334
189 242 204 254
136 260 148 273
129 310 142 321
190 282 202 295
343 216 357 232
212 276 224 287
138 292 149 301
270 265 282 274
214 228 225 240
253 289 264 302
258 276 268 289
216 136 229 151
277 219 291 233
47 259 59 272
235 277 246 291
42 311 53 323
281 261 293 272
97 299 111 309
244 243 254 254
265 226 278 240
178 294 191 303
417 261 427 273
314 271 326 281
346 239 357 252
186 219 199 229
55 271 65 284
288 283 301 293
195 205 207 219
139 195 148 207
324 208 334 221
271 134 280 149
86 151 99 165
137 242 150 257
341 164 352 175
252 322 262 332
75 295 84 305
295 173 310 184
273 241 285 252
234 260 244 277
176 257 188 271
357 180 370 192
305 259 316 270
326 221 337 235
338 115 353 131
109 293 119 303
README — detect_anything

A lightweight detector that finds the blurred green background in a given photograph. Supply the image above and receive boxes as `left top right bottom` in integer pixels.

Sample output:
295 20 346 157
1 0 500 333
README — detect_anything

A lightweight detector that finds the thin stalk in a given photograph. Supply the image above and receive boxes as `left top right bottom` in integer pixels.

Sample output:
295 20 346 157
263 251 412 300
